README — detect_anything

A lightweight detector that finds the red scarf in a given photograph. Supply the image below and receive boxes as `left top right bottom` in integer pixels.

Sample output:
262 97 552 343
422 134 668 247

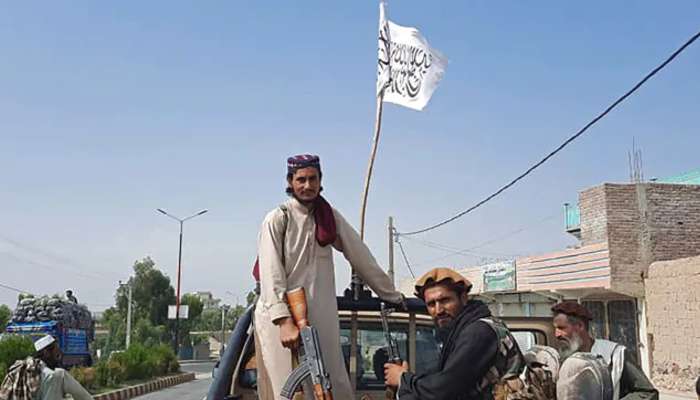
252 196 337 281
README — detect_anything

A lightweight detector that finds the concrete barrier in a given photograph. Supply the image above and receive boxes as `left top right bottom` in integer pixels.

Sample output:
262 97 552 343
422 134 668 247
93 372 196 400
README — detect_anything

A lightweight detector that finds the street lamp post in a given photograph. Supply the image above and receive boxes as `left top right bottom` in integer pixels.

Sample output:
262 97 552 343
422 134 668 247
156 208 208 355
220 304 230 356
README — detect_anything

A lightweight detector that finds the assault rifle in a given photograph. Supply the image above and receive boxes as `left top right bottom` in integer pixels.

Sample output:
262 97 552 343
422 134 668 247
281 287 334 400
380 302 402 399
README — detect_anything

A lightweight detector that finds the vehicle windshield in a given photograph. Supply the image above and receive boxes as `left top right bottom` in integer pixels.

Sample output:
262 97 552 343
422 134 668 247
340 322 441 391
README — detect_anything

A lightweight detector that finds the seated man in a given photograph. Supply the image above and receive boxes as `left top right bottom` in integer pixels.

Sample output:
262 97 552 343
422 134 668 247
34 335 93 400
384 268 523 400
552 302 658 400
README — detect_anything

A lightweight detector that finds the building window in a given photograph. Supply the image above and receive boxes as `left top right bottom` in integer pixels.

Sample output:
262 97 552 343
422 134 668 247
583 299 640 366
583 301 606 339
608 300 639 365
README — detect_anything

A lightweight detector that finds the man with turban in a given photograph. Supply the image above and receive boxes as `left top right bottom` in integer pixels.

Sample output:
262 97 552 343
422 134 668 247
253 154 404 399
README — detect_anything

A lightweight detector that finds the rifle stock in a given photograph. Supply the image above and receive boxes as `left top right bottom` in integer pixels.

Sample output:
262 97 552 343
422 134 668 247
282 287 334 400
286 287 309 329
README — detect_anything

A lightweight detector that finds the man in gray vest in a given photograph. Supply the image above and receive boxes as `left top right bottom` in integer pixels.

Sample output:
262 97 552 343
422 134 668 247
552 302 658 400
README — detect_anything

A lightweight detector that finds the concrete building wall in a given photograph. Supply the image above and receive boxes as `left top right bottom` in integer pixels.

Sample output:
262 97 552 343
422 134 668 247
645 255 700 392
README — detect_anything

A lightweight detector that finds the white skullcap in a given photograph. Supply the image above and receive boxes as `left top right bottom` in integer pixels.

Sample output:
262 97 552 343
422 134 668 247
34 335 56 352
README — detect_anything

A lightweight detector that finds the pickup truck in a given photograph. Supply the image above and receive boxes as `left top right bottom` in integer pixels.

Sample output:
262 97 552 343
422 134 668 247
207 292 556 400
5 320 93 367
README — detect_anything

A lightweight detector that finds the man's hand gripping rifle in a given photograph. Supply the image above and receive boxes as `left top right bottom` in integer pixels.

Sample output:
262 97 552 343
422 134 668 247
381 302 402 399
281 287 334 400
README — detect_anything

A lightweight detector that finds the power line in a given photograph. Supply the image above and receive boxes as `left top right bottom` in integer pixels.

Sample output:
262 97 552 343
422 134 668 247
400 29 700 236
395 237 416 279
402 236 517 258
0 282 30 294
0 252 105 281
0 235 124 281
402 213 558 267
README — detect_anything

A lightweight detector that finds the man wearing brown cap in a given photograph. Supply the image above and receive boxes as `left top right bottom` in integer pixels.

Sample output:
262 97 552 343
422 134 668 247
552 301 658 400
253 154 404 399
384 268 523 400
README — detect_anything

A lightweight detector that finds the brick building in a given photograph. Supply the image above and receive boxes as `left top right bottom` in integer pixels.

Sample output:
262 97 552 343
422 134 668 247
521 180 700 377
400 173 700 385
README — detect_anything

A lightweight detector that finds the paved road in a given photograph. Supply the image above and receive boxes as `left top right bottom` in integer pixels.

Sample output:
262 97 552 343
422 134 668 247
180 361 217 375
132 376 211 400
132 361 217 400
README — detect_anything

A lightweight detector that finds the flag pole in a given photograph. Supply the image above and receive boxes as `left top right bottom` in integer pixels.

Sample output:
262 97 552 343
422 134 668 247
360 91 386 240
352 89 387 300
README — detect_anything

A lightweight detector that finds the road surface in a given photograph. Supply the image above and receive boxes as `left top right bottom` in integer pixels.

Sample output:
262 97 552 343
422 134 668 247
132 361 216 400
181 361 217 375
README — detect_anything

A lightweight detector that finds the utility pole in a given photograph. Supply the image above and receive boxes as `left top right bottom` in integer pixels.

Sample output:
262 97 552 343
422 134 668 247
220 305 230 356
388 216 395 285
119 279 133 349
126 281 133 348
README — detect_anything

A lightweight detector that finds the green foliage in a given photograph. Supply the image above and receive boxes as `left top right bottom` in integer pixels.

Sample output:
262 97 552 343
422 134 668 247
94 343 179 386
95 358 126 387
0 305 11 332
193 305 246 333
0 335 35 383
99 307 127 354
117 257 176 327
246 291 256 306
178 294 204 346
115 344 156 380
132 318 169 348
147 344 179 375
70 366 97 390
96 257 182 356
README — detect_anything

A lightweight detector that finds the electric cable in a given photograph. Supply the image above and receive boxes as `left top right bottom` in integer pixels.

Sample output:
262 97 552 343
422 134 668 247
400 30 700 236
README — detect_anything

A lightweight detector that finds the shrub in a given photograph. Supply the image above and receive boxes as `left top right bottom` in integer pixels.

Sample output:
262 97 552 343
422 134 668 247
93 343 179 389
70 366 97 390
147 344 179 375
120 344 157 381
95 358 126 387
0 335 35 383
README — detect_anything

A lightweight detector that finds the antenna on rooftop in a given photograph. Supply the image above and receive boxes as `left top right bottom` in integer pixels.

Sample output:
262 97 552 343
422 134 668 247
628 138 644 183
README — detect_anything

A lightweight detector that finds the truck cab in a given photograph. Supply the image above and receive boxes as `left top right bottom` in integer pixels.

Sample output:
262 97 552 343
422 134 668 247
207 293 555 400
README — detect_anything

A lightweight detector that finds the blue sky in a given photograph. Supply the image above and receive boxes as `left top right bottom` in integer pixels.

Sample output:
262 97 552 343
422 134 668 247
2 1 699 310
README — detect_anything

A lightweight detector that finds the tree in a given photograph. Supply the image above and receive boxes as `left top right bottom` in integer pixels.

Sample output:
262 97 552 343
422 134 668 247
98 307 127 354
131 318 168 347
245 291 256 306
116 257 176 327
192 304 247 343
96 257 178 355
0 305 11 332
178 294 204 346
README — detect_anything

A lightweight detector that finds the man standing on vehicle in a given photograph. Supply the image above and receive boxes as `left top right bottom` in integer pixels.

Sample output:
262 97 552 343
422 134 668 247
384 268 523 400
552 301 658 400
65 290 78 304
254 154 404 399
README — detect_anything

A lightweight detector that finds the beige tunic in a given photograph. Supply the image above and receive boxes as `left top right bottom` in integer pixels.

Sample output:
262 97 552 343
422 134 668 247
36 365 93 400
254 197 402 399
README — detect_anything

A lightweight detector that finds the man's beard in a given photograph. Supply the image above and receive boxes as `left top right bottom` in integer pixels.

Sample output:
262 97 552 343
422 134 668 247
434 314 458 343
43 357 61 369
558 333 583 360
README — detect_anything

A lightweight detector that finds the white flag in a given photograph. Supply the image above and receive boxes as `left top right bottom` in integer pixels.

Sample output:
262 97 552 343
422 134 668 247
377 2 447 111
